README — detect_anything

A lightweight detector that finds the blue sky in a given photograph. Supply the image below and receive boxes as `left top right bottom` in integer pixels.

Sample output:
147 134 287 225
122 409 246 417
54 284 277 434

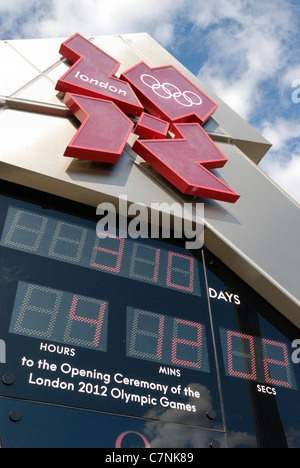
1 0 300 203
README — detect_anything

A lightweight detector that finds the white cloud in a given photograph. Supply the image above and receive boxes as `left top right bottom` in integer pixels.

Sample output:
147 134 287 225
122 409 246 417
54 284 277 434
190 0 300 206
259 117 300 204
261 118 300 152
282 65 300 89
185 0 244 28
195 0 294 120
199 0 292 120
260 152 300 204
0 0 188 47
0 0 37 14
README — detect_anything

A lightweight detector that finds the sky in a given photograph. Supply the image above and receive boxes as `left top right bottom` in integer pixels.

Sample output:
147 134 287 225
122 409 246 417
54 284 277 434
0 0 300 204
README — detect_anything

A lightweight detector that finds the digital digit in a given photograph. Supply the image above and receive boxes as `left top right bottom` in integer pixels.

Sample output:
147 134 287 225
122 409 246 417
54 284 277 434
10 282 110 353
128 309 164 361
12 284 63 339
171 319 204 369
166 251 194 293
48 221 87 263
64 295 108 350
130 243 160 283
3 209 48 252
90 233 125 273
127 307 210 373
226 330 257 381
262 339 293 389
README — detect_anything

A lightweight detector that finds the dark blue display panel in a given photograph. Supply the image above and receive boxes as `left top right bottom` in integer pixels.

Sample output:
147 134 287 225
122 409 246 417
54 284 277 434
0 397 226 448
0 184 223 444
205 251 300 448
0 181 299 448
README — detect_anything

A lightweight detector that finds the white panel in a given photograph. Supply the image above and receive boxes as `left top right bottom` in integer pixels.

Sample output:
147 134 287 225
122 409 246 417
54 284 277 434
0 109 74 172
92 35 154 73
46 61 71 85
12 75 63 106
6 37 67 73
0 42 39 96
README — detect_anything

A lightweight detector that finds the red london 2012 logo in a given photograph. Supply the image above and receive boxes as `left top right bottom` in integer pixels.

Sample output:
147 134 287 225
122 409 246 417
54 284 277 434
56 33 240 203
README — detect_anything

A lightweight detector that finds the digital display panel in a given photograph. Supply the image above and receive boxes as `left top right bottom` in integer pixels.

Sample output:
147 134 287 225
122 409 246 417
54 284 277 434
0 207 201 297
0 195 222 434
204 249 300 448
10 282 211 374
11 281 296 390
0 186 299 448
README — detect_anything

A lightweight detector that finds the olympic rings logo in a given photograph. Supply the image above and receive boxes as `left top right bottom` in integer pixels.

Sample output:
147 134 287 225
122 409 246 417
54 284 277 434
141 74 203 108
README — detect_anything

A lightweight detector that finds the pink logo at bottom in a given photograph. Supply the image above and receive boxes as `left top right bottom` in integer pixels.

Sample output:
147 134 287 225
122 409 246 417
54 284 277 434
115 431 151 448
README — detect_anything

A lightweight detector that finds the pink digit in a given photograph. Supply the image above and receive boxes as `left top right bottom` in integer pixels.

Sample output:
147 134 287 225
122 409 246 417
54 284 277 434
171 318 203 369
227 330 257 381
91 234 125 273
69 296 107 347
262 339 292 388
166 251 194 292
